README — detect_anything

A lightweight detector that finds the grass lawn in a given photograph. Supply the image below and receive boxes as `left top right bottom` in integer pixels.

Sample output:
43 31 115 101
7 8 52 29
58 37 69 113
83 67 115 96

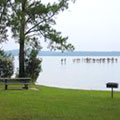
0 85 120 120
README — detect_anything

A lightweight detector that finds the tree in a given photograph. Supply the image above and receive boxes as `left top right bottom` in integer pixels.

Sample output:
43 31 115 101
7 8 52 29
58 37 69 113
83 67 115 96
0 49 14 77
0 0 8 43
1 0 75 77
24 48 42 83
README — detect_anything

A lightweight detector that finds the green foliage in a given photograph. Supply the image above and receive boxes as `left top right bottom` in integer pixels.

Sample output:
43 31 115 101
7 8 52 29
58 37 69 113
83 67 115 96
0 49 14 77
0 0 8 43
24 49 42 83
7 0 75 51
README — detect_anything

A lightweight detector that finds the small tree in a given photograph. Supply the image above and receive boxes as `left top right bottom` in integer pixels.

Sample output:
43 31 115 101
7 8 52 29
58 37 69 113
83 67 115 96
24 48 42 83
0 49 14 77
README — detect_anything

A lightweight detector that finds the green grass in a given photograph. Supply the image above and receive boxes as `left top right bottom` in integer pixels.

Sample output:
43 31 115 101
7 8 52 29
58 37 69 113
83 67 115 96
0 85 120 120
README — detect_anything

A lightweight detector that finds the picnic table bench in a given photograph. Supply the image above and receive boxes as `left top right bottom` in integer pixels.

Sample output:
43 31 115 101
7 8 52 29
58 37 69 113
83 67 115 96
0 78 31 90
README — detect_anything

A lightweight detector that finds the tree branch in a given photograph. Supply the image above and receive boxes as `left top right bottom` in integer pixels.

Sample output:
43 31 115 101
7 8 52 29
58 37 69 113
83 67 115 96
25 0 66 35
8 0 17 15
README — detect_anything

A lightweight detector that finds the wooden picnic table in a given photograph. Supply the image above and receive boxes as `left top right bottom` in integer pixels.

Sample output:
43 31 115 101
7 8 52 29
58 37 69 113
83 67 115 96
0 78 31 90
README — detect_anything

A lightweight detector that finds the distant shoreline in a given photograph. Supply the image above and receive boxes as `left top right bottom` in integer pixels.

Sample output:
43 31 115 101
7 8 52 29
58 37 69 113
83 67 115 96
6 49 120 56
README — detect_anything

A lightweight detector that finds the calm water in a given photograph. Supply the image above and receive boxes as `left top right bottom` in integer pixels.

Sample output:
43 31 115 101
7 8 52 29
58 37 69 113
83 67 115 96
14 56 120 91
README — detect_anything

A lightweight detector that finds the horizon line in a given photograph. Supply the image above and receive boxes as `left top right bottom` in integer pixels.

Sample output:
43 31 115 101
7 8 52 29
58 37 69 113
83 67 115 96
6 49 120 52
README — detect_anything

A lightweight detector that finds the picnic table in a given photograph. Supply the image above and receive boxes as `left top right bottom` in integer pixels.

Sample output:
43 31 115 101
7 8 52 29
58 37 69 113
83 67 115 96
0 78 31 90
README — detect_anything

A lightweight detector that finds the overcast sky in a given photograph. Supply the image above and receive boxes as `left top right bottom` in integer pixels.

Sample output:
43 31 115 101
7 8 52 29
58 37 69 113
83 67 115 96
1 0 120 51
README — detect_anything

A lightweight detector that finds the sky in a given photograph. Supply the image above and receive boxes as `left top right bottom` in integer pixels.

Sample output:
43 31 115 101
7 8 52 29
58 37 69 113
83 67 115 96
1 0 120 51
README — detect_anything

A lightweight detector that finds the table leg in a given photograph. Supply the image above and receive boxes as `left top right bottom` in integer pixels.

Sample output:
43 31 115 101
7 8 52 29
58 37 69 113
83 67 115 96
5 85 8 90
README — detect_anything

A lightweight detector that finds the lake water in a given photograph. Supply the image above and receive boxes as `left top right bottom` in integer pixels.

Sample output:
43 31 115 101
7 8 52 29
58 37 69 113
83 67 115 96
14 56 120 91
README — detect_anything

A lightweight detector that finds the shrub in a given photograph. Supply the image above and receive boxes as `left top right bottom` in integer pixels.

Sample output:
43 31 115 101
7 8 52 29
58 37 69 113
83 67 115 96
0 50 14 77
24 49 42 83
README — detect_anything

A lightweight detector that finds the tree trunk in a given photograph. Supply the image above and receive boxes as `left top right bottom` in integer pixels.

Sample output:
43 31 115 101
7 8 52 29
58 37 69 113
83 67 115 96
19 40 25 77
19 0 26 77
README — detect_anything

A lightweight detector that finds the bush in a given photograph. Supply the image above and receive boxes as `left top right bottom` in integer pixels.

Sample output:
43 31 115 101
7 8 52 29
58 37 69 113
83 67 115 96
0 50 14 77
24 49 42 83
